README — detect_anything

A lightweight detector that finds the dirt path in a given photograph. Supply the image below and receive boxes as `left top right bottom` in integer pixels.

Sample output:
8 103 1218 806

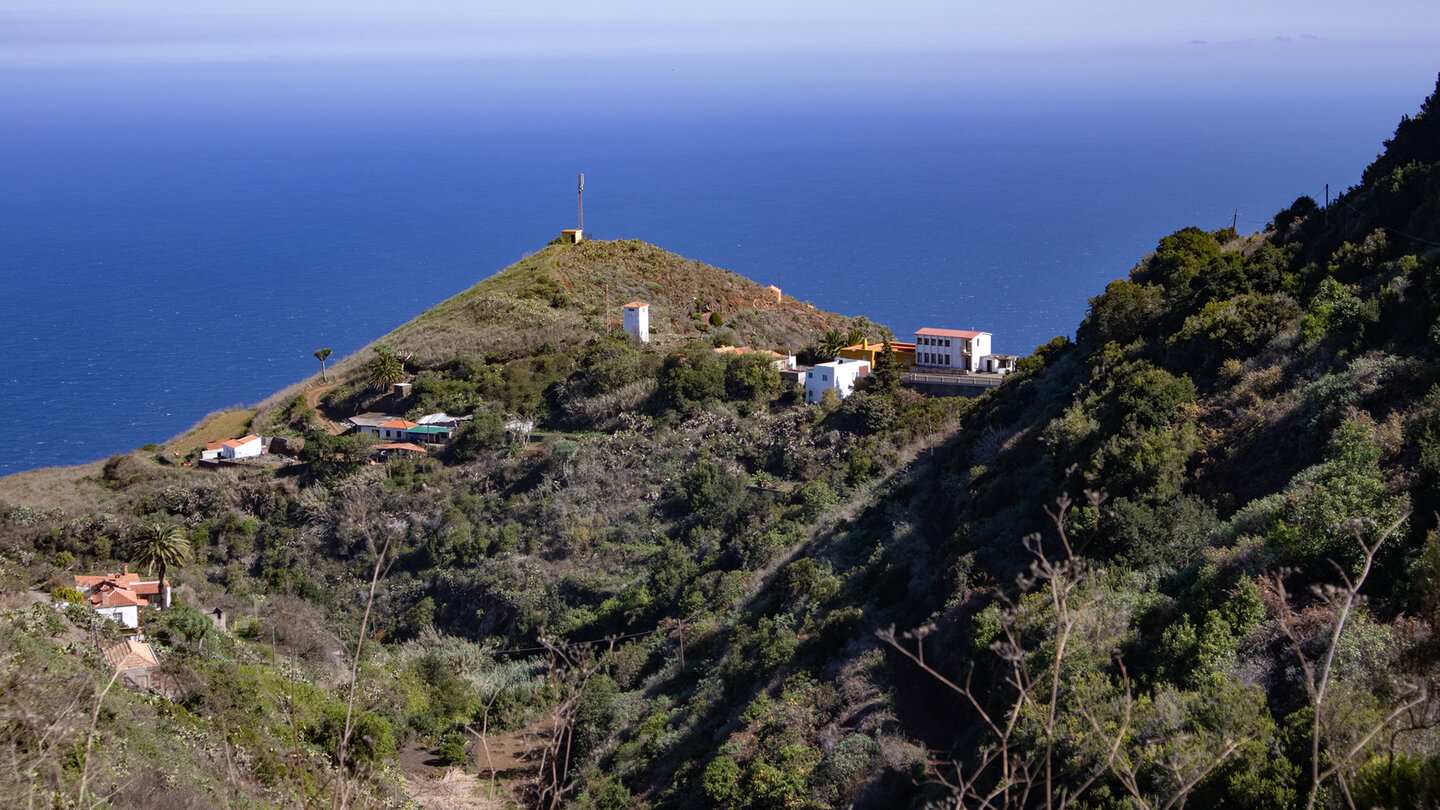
399 718 556 810
400 768 508 810
304 383 349 435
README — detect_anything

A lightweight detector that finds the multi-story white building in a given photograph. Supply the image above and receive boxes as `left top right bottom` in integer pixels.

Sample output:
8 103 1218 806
805 358 870 403
913 328 992 373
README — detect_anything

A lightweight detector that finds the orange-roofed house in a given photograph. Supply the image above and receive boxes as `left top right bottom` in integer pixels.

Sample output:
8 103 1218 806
220 434 263 459
713 345 796 371
378 418 420 441
913 328 992 373
200 439 226 461
74 566 168 629
622 301 649 343
839 339 915 372
101 638 164 691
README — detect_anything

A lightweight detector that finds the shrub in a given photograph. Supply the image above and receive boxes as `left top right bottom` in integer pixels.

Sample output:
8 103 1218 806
51 585 83 603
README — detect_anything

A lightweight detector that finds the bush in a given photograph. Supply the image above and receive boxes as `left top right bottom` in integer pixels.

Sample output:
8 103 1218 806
447 411 506 462
436 732 468 767
51 586 83 603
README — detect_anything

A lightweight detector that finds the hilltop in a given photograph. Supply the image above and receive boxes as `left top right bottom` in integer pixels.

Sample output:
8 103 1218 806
2 75 1440 810
319 238 865 375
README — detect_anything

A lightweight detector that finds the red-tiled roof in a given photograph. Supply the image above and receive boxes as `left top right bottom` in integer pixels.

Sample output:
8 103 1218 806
379 419 420 430
623 301 648 309
222 434 261 449
915 328 988 339
90 586 142 608
102 639 158 670
75 571 165 603
204 440 225 451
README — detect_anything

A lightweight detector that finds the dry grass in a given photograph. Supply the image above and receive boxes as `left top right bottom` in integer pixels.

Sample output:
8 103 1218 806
347 239 862 366
0 460 113 514
163 407 257 455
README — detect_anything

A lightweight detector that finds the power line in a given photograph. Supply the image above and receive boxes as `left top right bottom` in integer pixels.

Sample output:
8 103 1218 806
1331 194 1440 248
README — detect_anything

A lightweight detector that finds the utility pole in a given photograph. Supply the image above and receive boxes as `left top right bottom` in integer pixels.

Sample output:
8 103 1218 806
1324 183 1329 227
578 173 584 231
1232 209 1238 231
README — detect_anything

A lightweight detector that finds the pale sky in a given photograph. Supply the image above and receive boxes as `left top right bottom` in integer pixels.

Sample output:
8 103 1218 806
4 0 1439 65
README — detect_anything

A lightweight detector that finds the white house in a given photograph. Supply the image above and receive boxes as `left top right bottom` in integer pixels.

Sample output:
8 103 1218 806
982 354 1018 375
200 440 225 461
623 301 650 343
73 568 168 629
347 412 401 437
220 434 263 459
805 358 870 403
913 328 992 373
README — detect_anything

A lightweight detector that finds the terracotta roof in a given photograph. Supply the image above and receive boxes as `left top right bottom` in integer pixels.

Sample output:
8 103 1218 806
204 440 225 451
102 639 158 671
915 328 988 339
622 301 648 309
91 586 142 608
75 571 164 603
76 572 155 589
222 434 261 449
380 419 420 430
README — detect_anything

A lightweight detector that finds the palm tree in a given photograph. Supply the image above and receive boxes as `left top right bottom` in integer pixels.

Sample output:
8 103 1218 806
368 351 405 389
131 523 191 609
314 347 333 381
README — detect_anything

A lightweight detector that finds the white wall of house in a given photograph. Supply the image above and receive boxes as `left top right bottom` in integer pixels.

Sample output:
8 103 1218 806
805 358 870 403
914 330 993 372
221 436 263 459
623 303 650 343
97 605 140 629
983 355 1017 374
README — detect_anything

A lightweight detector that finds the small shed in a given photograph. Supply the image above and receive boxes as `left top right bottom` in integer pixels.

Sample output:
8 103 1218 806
560 229 584 244
765 284 782 303
623 301 650 343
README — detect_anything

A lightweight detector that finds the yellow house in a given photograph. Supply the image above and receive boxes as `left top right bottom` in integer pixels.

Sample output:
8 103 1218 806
560 229 584 244
838 340 915 371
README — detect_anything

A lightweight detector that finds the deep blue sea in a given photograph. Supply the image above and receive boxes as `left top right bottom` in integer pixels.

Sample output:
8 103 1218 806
0 52 1433 476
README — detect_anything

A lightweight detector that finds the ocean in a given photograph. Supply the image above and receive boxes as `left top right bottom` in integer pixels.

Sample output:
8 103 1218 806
0 52 1432 476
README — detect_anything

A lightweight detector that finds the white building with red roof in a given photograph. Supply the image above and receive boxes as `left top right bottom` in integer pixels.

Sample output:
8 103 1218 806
622 301 650 343
220 434 263 459
913 328 992 373
73 566 168 629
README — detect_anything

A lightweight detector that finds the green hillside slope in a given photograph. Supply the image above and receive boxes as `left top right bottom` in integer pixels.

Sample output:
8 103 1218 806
2 74 1439 810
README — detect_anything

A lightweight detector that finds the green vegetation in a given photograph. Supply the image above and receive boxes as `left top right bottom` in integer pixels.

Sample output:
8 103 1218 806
3 73 1440 810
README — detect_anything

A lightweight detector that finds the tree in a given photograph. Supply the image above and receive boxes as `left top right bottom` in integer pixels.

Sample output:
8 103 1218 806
367 347 405 389
130 523 191 609
867 341 903 395
164 603 211 648
314 347 333 381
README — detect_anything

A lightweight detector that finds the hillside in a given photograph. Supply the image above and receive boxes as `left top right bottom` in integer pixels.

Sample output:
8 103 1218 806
309 238 865 378
2 75 1440 810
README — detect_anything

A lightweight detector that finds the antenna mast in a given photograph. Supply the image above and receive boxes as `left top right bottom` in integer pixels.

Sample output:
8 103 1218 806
578 173 585 231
